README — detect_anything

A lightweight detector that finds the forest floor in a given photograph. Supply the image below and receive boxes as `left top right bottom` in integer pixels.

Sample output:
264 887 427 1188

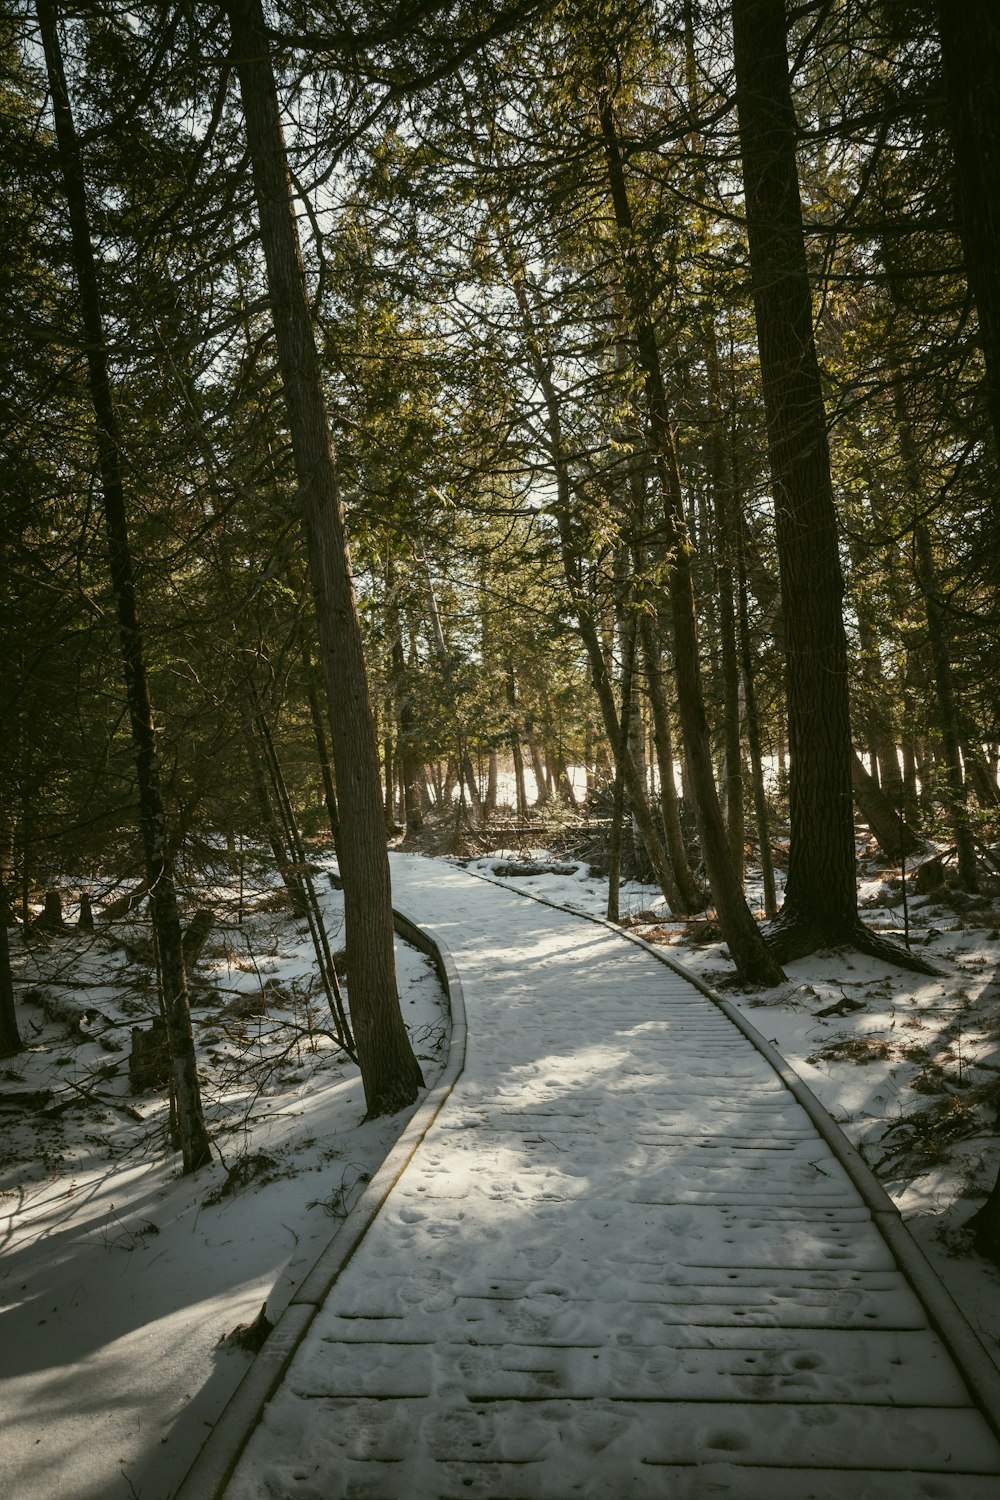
1 834 999 1499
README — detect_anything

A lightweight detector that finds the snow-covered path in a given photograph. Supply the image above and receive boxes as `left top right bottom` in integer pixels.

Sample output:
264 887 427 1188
218 855 1000 1499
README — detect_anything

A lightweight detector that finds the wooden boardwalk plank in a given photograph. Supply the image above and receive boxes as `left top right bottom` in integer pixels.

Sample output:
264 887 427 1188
221 858 1000 1499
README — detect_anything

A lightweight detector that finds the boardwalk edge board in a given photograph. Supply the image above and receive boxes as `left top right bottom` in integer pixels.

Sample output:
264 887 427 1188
172 884 469 1500
463 862 1000 1443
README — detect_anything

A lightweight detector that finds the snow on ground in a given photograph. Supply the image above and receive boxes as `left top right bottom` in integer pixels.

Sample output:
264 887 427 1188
463 841 1000 1374
4 833 1000 1497
0 860 448 1500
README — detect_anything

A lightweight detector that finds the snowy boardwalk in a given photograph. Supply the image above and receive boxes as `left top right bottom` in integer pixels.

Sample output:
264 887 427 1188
222 856 1000 1499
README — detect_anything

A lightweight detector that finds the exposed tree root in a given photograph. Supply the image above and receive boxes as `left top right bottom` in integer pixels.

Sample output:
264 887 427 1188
763 913 941 976
967 1175 1000 1266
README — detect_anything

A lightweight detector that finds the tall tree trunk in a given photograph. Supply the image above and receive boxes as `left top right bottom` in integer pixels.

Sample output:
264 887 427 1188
225 0 422 1115
731 0 933 976
37 0 210 1171
935 4 1000 451
705 345 747 883
596 79 784 984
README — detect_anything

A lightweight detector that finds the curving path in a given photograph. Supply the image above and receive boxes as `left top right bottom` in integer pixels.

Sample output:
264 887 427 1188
201 855 1000 1499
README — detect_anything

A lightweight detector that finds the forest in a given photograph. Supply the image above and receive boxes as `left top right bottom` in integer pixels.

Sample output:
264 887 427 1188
2 0 1000 1210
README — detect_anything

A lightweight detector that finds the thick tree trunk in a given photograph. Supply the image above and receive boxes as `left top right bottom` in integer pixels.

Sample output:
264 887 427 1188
597 81 783 984
78 891 94 932
732 0 938 975
38 0 210 1170
226 0 422 1115
732 0 860 950
936 4 1000 450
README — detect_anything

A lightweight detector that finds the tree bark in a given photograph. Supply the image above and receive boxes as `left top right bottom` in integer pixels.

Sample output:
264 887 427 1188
38 0 210 1170
704 323 746 880
732 0 861 950
935 4 1000 451
226 0 422 1114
